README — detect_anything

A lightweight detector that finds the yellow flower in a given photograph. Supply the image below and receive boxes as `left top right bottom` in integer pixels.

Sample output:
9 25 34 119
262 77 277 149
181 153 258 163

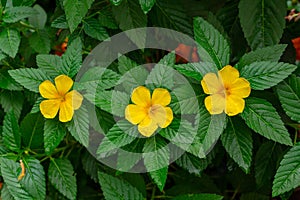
201 65 251 116
125 86 173 137
39 75 83 122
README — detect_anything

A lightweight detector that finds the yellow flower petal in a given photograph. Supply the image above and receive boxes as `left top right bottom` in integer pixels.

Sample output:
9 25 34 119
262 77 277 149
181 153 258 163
40 99 60 119
131 86 151 107
59 101 74 122
138 117 158 137
201 73 223 94
225 95 245 116
55 75 73 96
159 107 173 128
219 65 239 85
230 78 251 98
65 90 83 110
151 88 171 106
125 104 147 125
204 94 225 115
39 80 59 99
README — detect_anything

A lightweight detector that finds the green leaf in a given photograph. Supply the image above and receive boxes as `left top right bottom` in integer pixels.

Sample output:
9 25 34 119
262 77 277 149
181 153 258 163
82 151 99 182
150 0 192 36
3 6 37 23
63 0 94 32
98 171 145 200
61 37 82 78
67 105 89 147
175 62 218 81
139 0 155 14
172 193 223 200
239 0 286 50
237 44 287 70
21 157 46 200
48 158 77 200
36 54 63 77
110 0 123 6
221 117 253 173
241 97 292 146
83 18 109 41
2 109 21 152
44 119 66 154
143 137 169 191
276 75 300 123
118 55 138 75
255 142 283 187
28 4 47 29
193 17 230 69
240 193 269 200
9 68 50 92
29 29 50 54
98 10 118 29
97 120 137 155
51 15 68 29
0 158 33 200
198 103 227 153
78 67 120 91
145 64 174 90
20 113 44 149
0 184 15 200
0 90 24 119
240 61 297 90
272 142 300 197
0 69 23 91
0 28 21 58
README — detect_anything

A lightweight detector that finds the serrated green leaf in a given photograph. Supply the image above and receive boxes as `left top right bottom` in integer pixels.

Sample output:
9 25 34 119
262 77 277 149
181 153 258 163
8 68 50 92
240 61 297 90
97 120 137 155
20 113 44 149
29 29 50 54
175 62 218 81
119 66 149 93
112 0 147 48
2 109 21 152
48 158 77 200
241 97 292 146
36 54 63 77
145 64 174 90
143 137 169 191
98 10 118 29
21 157 46 200
139 0 155 14
255 142 283 187
1 184 15 200
173 193 223 200
67 105 89 147
0 50 7 61
63 0 94 32
0 158 33 200
83 18 109 41
98 171 145 200
118 55 138 75
28 4 47 29
221 117 253 173
194 17 230 69
237 44 287 70
272 142 300 197
3 6 37 23
78 67 120 91
51 15 68 29
239 0 286 50
0 69 22 90
0 28 21 58
0 90 24 119
44 119 66 154
198 103 227 153
82 151 99 182
276 75 300 123
150 0 192 36
61 37 82 78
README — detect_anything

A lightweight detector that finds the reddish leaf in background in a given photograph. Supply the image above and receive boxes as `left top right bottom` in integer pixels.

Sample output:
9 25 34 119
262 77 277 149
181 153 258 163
174 43 199 63
292 37 300 60
0 182 2 190
54 38 68 56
